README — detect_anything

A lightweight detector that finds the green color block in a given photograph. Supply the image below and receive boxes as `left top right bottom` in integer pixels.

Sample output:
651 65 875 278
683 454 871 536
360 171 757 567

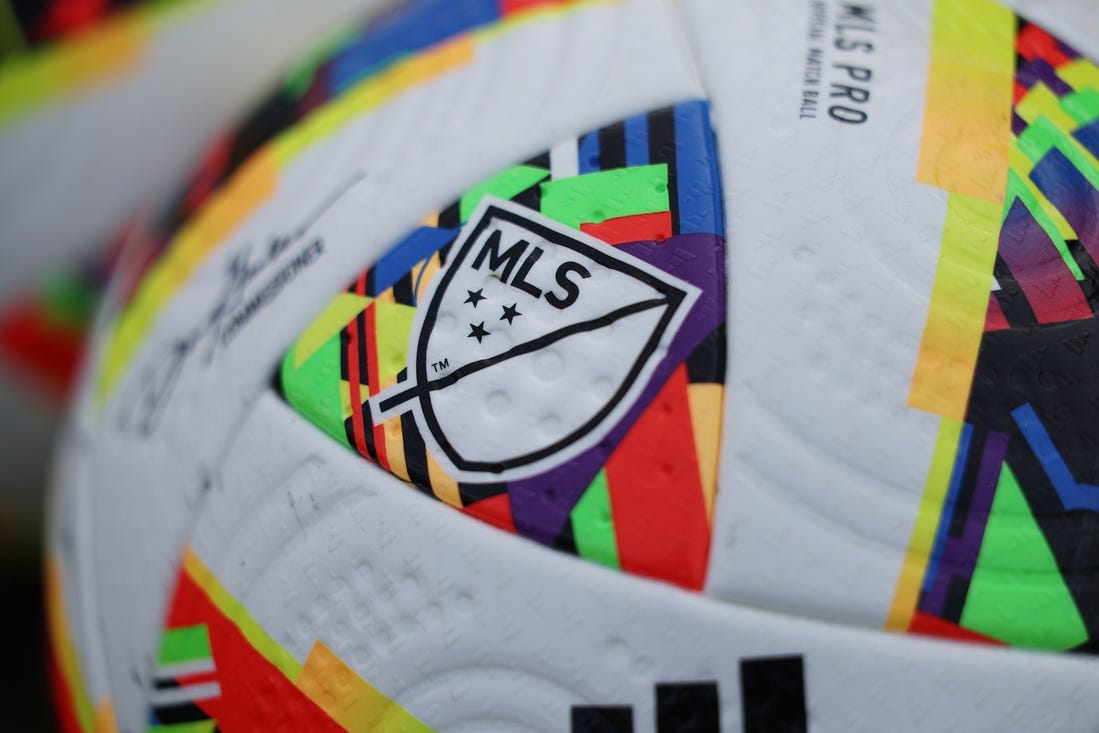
283 24 357 99
459 165 549 222
148 722 217 733
540 164 670 229
570 470 620 570
1061 89 1099 126
1004 170 1084 280
157 625 212 667
282 334 350 448
39 270 98 329
961 464 1088 650
1018 115 1099 190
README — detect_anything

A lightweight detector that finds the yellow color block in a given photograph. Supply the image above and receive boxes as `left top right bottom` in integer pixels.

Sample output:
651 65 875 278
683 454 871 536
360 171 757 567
94 701 119 733
373 300 417 386
0 11 147 126
687 383 723 521
383 416 410 482
182 547 302 681
294 293 371 368
909 193 1001 419
1015 82 1080 133
1059 58 1099 94
886 418 964 631
426 451 462 508
297 641 431 733
917 0 1015 201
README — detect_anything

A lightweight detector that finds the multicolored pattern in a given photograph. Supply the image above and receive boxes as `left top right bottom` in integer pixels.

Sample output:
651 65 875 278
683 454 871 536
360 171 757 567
895 0 1099 653
0 242 117 402
149 549 431 732
0 0 207 125
47 554 118 733
0 0 158 55
148 624 220 731
281 101 726 591
94 0 618 404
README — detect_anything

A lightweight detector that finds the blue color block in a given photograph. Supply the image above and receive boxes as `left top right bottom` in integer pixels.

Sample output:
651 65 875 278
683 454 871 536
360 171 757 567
1074 119 1099 160
578 132 601 175
330 0 498 95
373 226 459 295
922 423 974 596
624 112 650 167
673 102 725 236
1013 403 1099 513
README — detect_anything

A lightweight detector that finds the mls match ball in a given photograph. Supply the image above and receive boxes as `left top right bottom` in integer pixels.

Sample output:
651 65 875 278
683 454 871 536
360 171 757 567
48 0 1099 730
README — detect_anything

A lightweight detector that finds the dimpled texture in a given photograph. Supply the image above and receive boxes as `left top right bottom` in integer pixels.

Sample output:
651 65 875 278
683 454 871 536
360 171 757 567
45 0 1099 731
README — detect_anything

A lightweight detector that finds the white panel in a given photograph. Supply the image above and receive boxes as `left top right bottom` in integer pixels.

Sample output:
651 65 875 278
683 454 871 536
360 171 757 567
193 391 1099 732
682 0 949 624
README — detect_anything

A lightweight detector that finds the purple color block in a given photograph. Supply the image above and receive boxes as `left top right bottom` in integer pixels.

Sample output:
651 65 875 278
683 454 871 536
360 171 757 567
1012 112 1028 138
1017 58 1074 97
1031 147 1099 265
997 197 1091 324
920 431 1008 616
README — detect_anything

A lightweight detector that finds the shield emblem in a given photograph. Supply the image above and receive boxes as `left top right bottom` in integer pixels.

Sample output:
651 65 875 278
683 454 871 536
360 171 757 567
372 197 699 481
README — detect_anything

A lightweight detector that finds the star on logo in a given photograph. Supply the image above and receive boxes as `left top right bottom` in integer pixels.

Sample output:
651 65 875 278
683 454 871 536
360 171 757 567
464 288 486 307
500 303 521 325
467 321 490 343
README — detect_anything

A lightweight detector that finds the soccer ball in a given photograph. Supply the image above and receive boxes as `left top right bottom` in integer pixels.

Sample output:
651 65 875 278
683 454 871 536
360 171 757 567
48 0 1099 730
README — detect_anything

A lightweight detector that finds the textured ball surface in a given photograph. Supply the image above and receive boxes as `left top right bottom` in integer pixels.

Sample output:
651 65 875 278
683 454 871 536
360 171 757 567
48 0 1099 730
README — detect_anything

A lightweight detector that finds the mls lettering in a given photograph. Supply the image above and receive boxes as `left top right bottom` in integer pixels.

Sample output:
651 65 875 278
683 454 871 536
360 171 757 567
472 228 592 309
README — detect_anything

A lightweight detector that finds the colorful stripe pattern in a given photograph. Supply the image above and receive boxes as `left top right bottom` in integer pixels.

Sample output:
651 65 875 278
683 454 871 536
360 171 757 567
93 0 615 404
896 0 1099 654
281 102 727 591
0 0 207 125
0 0 153 54
147 549 431 732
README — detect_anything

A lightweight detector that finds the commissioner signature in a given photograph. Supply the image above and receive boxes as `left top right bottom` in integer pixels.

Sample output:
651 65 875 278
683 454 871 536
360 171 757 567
117 172 364 436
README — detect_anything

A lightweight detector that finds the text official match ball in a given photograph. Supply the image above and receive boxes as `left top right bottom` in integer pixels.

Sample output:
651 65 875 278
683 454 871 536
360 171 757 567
48 0 1099 730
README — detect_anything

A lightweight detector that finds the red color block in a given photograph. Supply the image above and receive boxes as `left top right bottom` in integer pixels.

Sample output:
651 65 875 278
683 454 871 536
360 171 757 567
463 493 517 534
984 295 1009 332
1016 24 1073 67
182 135 235 219
581 211 674 245
500 0 568 17
364 302 390 470
48 646 83 733
0 298 85 402
908 611 1005 646
33 0 111 42
165 570 344 732
605 365 710 590
999 200 1092 325
1013 80 1029 105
